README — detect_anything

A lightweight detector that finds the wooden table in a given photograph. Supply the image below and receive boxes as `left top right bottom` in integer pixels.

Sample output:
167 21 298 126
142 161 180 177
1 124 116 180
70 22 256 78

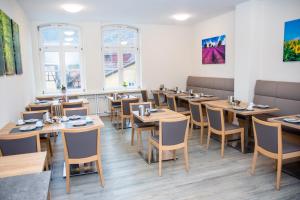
268 115 300 130
133 109 185 162
178 95 219 102
202 100 279 152
106 95 138 103
0 152 47 178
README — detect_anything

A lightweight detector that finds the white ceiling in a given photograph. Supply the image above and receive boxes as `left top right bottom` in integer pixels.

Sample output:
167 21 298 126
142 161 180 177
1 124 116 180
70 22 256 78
17 0 248 25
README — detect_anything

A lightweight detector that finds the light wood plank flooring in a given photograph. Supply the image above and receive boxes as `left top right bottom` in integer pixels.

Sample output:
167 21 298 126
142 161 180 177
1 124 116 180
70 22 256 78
50 117 300 200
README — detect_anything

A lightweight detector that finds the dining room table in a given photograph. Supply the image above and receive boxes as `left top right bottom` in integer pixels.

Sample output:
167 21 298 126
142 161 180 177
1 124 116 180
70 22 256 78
0 152 47 178
178 95 219 102
132 108 185 162
202 100 280 153
0 115 104 177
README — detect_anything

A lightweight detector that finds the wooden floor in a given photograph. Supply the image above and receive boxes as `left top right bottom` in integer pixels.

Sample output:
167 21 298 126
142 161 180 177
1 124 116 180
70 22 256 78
50 117 300 200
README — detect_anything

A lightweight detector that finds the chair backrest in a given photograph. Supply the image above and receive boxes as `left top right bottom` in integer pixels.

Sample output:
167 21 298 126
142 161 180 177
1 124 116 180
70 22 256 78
189 102 203 123
29 104 52 114
36 96 54 101
22 110 47 120
130 102 152 123
206 106 224 132
0 131 41 156
68 95 79 100
166 95 177 111
62 101 83 109
153 92 160 107
141 90 148 102
121 98 139 116
62 125 100 159
252 117 281 154
63 107 88 117
159 117 189 146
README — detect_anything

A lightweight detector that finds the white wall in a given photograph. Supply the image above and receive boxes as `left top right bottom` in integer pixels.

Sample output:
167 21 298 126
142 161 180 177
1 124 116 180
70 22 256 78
0 0 35 127
31 22 194 94
191 11 235 78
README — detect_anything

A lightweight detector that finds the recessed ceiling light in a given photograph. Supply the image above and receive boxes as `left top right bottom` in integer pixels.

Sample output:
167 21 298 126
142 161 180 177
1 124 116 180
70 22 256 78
172 13 191 21
120 41 128 46
65 37 74 42
64 31 75 36
61 4 84 13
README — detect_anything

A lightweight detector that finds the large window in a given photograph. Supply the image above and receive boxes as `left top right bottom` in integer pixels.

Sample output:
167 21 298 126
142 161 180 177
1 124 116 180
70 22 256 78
39 24 84 93
102 25 140 90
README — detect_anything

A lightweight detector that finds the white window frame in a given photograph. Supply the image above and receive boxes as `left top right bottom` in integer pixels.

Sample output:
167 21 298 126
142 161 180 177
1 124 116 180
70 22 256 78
38 24 85 94
101 24 141 90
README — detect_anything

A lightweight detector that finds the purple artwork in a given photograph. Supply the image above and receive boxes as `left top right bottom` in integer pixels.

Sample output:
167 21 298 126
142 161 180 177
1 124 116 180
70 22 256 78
202 35 225 64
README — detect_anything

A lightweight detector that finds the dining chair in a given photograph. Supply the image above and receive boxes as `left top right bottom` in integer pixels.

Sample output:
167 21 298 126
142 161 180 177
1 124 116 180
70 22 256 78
152 92 167 109
63 107 88 117
110 99 121 123
68 95 79 100
189 102 208 144
62 101 83 109
61 125 104 193
141 90 155 104
0 131 41 156
148 116 190 176
29 104 53 116
130 102 155 151
120 98 139 133
206 105 244 158
22 110 53 164
251 117 300 190
166 95 190 115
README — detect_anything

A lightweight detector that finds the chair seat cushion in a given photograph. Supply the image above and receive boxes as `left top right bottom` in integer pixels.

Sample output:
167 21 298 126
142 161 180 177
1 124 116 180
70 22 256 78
283 140 300 154
134 122 155 128
225 123 241 131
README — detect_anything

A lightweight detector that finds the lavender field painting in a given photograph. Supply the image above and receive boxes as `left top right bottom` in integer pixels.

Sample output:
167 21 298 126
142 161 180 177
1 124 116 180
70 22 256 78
202 35 225 64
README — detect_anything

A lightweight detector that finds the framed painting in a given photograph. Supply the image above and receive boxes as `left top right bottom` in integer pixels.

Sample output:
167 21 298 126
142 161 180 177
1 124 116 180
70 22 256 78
202 35 225 64
12 20 22 74
0 10 15 75
0 12 5 76
283 19 300 62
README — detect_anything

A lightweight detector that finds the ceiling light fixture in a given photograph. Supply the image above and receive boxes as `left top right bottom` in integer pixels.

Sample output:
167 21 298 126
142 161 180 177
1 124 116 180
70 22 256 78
61 4 84 13
65 37 74 42
64 31 75 36
172 13 191 21
121 41 128 46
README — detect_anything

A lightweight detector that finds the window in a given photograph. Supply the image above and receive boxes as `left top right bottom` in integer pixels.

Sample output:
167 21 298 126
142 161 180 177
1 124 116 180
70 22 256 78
39 24 84 93
102 25 140 90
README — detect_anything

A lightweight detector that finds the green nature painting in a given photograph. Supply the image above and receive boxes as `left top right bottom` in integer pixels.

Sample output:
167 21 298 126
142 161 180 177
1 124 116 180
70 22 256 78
283 19 300 62
0 10 15 75
12 20 22 74
0 16 4 76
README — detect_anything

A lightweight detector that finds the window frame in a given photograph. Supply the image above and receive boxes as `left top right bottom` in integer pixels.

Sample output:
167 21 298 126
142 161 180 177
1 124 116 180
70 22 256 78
38 24 85 94
101 24 141 90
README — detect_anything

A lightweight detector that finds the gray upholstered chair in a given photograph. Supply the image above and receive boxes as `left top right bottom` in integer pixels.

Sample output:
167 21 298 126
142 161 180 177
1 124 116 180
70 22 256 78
148 116 190 176
206 105 244 157
22 110 47 121
152 92 167 109
251 117 300 190
120 98 139 132
62 101 83 109
166 95 190 115
61 125 104 193
0 131 41 156
130 102 155 151
189 102 208 144
63 107 88 117
29 104 53 116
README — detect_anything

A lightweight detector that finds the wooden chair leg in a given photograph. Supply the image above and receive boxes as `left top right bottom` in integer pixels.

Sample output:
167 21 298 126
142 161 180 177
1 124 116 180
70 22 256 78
66 163 70 193
148 140 152 164
200 125 204 145
96 159 105 187
221 134 225 158
184 146 189 172
206 129 211 149
241 129 245 153
110 108 113 122
137 129 142 152
251 148 258 175
121 117 124 133
173 150 176 160
159 149 162 176
131 127 135 146
276 158 282 190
